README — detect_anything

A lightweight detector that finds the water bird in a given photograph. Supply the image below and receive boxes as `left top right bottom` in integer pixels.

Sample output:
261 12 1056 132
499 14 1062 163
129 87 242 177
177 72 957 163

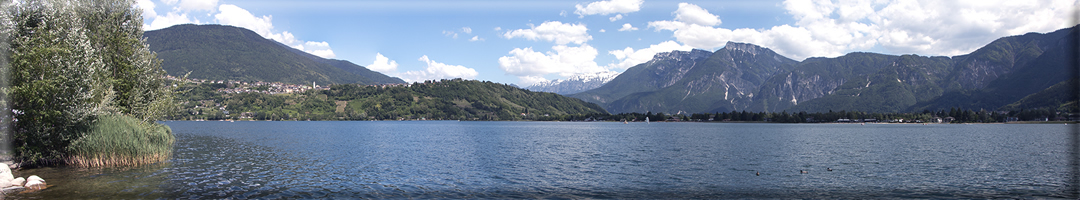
800 170 807 174
827 168 832 171
756 171 760 176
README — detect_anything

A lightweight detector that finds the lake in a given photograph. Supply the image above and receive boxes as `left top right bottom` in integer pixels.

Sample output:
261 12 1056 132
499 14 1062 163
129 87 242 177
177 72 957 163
8 121 1079 198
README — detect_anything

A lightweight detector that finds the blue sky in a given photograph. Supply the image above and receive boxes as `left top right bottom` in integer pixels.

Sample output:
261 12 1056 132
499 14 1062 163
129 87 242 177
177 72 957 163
137 0 1078 86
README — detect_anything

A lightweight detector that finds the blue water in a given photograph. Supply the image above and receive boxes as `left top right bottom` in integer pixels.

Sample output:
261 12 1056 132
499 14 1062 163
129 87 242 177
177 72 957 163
11 121 1080 198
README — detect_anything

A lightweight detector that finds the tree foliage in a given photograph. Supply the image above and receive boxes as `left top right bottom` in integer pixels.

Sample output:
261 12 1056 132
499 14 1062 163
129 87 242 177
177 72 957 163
2 0 174 165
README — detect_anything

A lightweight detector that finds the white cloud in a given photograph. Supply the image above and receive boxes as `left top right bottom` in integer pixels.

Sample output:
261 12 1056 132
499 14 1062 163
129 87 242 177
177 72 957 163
674 3 720 26
461 27 472 34
517 76 550 87
574 0 643 17
599 29 606 33
503 21 592 45
146 11 200 30
367 53 399 74
297 41 336 58
442 30 458 39
609 14 623 22
177 0 218 12
214 4 337 58
469 36 484 42
647 0 1078 60
161 0 178 5
618 23 638 32
498 44 606 78
400 56 479 82
136 0 157 19
607 40 693 69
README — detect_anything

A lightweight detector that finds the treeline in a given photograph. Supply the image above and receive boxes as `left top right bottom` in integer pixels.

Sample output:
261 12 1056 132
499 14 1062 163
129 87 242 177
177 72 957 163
169 78 607 121
532 107 1076 123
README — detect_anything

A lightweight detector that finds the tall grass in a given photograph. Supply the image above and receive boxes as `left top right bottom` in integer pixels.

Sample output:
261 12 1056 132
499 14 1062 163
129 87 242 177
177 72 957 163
66 114 175 167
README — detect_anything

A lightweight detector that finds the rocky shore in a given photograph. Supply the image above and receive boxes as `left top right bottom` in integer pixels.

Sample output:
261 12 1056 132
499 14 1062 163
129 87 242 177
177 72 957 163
0 163 46 195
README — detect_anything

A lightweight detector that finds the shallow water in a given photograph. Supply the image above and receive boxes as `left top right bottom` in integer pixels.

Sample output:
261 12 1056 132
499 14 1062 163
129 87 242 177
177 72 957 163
8 121 1079 198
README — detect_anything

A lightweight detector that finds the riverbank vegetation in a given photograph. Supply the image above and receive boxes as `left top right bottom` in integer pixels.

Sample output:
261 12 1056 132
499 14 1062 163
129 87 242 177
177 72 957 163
4 0 175 167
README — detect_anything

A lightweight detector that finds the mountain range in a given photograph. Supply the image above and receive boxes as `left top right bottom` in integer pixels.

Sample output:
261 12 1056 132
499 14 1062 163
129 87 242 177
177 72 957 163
144 24 404 85
525 71 621 94
573 25 1078 114
144 24 1075 115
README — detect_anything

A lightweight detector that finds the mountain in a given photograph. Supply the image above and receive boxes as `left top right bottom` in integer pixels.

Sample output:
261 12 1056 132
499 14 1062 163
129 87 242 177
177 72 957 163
999 78 1078 111
572 43 798 114
144 24 404 85
574 25 1078 114
525 71 621 94
571 49 716 105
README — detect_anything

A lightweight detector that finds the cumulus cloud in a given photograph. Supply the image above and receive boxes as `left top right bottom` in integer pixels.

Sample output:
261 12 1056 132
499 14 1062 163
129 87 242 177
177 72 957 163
136 0 157 20
517 76 551 87
607 40 693 69
145 11 200 30
399 56 480 82
503 21 592 45
297 41 336 58
214 4 337 58
648 0 1078 60
674 3 720 26
469 36 484 42
177 0 218 12
618 23 638 32
367 53 399 74
574 0 643 17
461 27 472 34
498 44 606 79
609 14 623 22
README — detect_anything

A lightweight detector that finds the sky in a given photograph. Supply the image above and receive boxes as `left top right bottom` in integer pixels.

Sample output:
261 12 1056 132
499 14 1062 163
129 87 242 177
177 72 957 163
136 0 1079 86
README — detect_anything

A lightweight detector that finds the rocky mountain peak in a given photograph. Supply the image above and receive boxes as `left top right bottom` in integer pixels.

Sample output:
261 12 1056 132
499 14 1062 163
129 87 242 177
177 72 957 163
652 49 713 61
723 41 770 56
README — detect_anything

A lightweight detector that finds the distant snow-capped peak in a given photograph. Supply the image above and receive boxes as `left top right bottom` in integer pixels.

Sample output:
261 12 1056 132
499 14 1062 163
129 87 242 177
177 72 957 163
526 71 622 94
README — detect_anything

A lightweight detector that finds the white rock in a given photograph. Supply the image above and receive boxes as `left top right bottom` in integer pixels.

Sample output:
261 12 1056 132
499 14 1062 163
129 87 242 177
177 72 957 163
0 163 13 188
24 175 44 190
10 177 23 187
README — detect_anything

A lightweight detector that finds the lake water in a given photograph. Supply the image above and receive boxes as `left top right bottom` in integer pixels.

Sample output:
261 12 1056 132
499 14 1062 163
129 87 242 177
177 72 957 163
7 121 1079 199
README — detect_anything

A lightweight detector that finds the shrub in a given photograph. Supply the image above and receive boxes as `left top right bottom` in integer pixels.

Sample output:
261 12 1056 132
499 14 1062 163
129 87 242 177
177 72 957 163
66 114 174 167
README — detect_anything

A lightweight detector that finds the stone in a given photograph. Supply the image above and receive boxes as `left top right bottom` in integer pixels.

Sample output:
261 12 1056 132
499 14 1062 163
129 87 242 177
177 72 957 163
24 175 44 190
10 177 23 187
0 163 13 188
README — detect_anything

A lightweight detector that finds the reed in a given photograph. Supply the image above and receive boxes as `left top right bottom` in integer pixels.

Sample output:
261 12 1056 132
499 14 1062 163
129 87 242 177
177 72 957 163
66 114 175 167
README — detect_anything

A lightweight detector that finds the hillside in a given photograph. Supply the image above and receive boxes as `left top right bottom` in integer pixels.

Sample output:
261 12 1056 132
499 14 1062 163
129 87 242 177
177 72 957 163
171 79 607 121
145 24 404 85
574 25 1078 114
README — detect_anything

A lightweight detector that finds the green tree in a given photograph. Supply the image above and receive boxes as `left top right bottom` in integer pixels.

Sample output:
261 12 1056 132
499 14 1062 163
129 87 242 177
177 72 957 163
78 0 173 122
6 0 111 164
3 0 175 166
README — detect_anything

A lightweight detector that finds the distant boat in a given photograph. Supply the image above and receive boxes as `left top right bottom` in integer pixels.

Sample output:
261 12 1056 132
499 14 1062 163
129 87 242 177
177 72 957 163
623 120 628 124
646 117 650 124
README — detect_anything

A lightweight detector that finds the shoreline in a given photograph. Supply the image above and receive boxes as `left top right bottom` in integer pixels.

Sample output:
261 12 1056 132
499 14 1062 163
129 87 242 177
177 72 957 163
161 119 1080 124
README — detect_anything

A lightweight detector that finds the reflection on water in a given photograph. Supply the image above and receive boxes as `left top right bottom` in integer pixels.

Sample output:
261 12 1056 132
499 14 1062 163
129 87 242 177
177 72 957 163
6 121 1078 198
